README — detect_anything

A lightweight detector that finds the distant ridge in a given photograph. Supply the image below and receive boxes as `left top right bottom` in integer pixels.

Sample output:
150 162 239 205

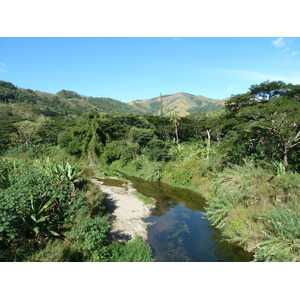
0 81 225 119
128 92 225 116
0 81 139 120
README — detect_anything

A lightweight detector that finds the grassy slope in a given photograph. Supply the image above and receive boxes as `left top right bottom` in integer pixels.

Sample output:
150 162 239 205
128 92 225 116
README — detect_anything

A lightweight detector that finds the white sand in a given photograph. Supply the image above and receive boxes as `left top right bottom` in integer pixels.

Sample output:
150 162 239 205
91 178 152 242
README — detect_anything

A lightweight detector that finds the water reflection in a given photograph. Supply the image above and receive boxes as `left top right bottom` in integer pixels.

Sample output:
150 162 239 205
118 172 253 262
118 171 206 215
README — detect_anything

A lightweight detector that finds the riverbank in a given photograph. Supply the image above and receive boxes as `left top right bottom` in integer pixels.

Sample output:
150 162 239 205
91 177 154 242
100 158 300 262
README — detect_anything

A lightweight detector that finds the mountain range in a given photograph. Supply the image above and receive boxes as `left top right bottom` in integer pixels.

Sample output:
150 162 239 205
0 81 225 119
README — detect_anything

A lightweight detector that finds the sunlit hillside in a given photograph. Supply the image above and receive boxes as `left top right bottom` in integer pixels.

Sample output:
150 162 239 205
128 92 225 116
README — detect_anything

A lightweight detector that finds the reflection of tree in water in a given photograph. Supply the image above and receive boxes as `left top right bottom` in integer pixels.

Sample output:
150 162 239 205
152 196 178 216
120 172 206 216
208 228 253 262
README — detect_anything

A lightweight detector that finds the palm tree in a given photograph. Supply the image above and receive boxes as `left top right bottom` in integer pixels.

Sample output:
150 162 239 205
170 113 181 146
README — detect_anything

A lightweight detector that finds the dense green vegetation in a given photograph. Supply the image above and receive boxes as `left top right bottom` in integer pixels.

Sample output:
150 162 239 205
0 157 153 261
1 79 299 261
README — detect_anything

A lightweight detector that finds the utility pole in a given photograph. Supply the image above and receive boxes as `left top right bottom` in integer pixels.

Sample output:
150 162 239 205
160 93 163 117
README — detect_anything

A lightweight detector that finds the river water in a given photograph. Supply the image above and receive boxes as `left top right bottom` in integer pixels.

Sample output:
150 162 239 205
109 173 253 262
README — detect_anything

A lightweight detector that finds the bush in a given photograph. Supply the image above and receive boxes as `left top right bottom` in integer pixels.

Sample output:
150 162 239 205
127 127 155 147
0 158 83 261
143 139 171 161
0 168 72 240
101 140 139 166
107 236 154 262
127 156 164 181
70 215 111 261
0 158 14 189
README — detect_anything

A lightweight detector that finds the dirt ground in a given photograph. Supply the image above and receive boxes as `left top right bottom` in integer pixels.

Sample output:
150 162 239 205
91 178 152 242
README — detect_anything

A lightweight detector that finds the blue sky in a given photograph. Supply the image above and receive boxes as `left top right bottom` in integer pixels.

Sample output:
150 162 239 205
1 37 300 102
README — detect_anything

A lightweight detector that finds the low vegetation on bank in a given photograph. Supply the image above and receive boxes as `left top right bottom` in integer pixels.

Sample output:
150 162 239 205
0 158 153 262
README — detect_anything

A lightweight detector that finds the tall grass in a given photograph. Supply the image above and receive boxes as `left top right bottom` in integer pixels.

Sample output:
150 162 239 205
205 159 300 261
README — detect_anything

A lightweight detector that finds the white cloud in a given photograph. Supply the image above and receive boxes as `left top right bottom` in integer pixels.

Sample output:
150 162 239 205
272 37 285 48
272 38 299 57
282 47 290 53
0 62 8 73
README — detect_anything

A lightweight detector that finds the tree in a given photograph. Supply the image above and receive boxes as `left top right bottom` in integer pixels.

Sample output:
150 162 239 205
0 81 17 103
16 120 39 144
170 114 181 146
127 127 155 148
238 97 300 169
249 80 289 103
224 92 257 115
64 111 107 163
56 89 83 99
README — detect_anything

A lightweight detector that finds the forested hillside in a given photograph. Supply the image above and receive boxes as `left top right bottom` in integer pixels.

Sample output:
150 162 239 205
1 79 300 262
0 81 139 119
56 89 141 115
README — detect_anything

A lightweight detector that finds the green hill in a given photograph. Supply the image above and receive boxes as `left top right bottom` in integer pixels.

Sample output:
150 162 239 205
128 92 225 116
0 81 139 121
0 81 224 121
56 89 140 115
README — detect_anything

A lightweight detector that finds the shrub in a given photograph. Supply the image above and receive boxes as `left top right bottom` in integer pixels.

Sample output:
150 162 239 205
101 140 139 166
0 158 14 189
143 139 171 161
70 215 111 261
127 127 155 147
107 236 154 262
128 155 164 181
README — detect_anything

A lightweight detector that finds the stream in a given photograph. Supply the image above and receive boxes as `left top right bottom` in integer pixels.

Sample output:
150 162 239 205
106 173 253 262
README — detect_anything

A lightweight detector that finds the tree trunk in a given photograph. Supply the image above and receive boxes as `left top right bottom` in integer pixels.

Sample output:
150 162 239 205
175 124 179 146
206 129 211 159
283 151 288 170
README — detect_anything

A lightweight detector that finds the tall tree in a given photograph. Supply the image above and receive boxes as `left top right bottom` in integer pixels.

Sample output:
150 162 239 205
249 80 289 103
170 114 181 146
238 97 300 169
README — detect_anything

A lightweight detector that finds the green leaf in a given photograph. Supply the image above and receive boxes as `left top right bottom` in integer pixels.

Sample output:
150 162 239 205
48 230 60 237
33 227 40 234
38 197 56 215
36 215 50 223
